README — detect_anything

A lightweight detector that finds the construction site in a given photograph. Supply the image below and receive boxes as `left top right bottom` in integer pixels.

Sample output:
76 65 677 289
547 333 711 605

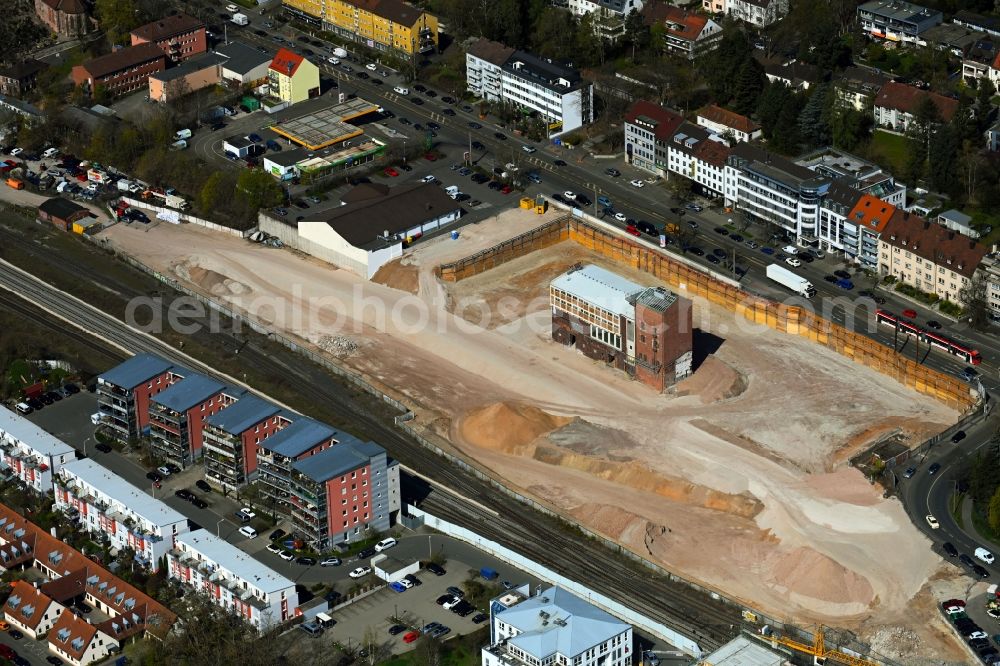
100 206 976 662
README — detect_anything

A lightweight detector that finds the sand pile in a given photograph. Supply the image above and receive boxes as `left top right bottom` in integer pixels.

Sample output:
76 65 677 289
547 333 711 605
371 258 419 294
459 402 573 454
673 356 746 404
769 547 875 607
172 259 251 296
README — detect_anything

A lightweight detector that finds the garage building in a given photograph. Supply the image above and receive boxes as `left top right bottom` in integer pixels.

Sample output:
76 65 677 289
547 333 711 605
223 135 254 158
36 197 93 231
372 554 419 583
259 182 462 279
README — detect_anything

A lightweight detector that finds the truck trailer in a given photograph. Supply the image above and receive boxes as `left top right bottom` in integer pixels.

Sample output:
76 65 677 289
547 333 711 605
765 263 816 298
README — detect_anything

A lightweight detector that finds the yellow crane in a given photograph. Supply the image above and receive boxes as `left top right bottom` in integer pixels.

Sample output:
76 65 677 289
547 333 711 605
749 626 883 666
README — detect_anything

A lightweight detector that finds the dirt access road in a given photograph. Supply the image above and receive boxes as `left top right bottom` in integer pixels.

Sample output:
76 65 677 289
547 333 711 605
102 209 965 661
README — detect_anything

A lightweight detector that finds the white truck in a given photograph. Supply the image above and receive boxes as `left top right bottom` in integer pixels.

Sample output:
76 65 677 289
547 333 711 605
332 47 348 58
169 140 188 151
117 179 141 193
766 263 816 298
174 129 192 140
231 12 249 25
445 185 460 199
165 193 188 210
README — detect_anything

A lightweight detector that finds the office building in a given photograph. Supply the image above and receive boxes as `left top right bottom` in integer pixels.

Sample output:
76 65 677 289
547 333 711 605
550 265 693 392
857 0 943 44
130 13 207 64
0 407 76 494
623 99 685 178
167 529 297 630
53 459 189 570
282 0 438 56
482 586 632 666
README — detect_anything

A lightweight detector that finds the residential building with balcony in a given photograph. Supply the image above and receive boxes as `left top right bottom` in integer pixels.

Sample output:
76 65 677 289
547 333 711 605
282 0 438 56
467 39 516 103
834 192 895 268
665 121 731 198
564 0 644 41
202 395 286 491
167 529 297 630
696 104 760 143
873 81 958 132
0 407 76 494
96 354 177 442
53 459 188 571
980 253 1000 319
725 0 788 27
879 211 988 303
255 416 338 514
130 13 207 64
643 5 722 60
624 99 685 178
834 66 890 112
267 49 320 106
857 0 943 44
4 580 62 639
482 586 632 666
147 374 236 468
70 43 167 99
287 437 397 549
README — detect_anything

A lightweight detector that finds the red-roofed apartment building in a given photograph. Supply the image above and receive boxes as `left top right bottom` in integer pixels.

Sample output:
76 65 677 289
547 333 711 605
696 104 761 143
623 100 685 177
4 580 63 639
267 48 320 105
873 81 959 132
130 13 206 64
70 43 167 99
879 210 988 303
644 4 722 60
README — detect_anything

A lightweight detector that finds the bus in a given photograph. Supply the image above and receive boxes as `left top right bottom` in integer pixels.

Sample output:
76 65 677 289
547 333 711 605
875 309 981 365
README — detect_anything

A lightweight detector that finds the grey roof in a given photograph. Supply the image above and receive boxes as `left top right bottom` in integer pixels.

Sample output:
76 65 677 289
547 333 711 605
939 209 973 226
215 41 273 75
150 53 226 83
857 0 943 25
61 459 187 527
98 354 174 389
551 264 642 318
178 529 294 595
38 197 89 220
0 94 42 118
700 636 785 666
150 374 228 413
497 587 630 659
291 438 385 483
205 394 280 434
263 147 308 167
258 416 337 458
0 59 48 81
502 50 585 94
224 135 253 149
627 286 677 313
0 407 75 459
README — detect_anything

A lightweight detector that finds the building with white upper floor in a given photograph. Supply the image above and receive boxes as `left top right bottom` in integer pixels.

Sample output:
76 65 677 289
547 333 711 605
0 406 76 494
482 585 632 666
167 529 298 630
53 459 188 571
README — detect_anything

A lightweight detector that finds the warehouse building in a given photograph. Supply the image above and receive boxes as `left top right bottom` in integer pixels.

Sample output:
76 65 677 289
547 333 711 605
549 265 693 392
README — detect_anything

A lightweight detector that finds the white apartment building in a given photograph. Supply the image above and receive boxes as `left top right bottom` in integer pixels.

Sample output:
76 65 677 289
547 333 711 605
53 459 188 571
726 0 789 27
564 0 644 41
0 407 76 494
666 122 730 198
873 82 958 132
980 254 1000 320
624 100 685 177
482 586 632 666
466 39 594 136
696 104 761 143
167 529 298 630
857 0 943 45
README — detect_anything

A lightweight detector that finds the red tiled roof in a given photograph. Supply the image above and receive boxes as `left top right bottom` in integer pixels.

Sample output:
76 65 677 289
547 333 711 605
847 194 895 233
78 43 166 80
880 210 987 278
692 138 731 168
5 581 57 631
874 82 958 121
624 100 685 142
48 608 100 663
40 0 86 14
270 48 304 77
643 3 709 40
697 104 760 135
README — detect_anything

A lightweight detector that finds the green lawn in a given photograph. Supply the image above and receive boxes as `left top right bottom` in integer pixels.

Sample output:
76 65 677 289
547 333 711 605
869 130 912 176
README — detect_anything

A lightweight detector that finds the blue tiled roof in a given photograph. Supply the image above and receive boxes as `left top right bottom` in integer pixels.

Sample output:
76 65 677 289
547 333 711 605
150 374 229 413
205 395 281 434
291 438 385 483
98 354 174 389
259 417 337 458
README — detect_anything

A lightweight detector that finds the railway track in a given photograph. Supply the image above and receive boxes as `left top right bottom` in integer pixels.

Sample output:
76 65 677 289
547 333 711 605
0 242 742 652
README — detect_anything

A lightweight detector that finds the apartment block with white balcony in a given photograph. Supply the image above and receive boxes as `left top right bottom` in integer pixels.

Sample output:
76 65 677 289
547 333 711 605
857 0 942 44
726 0 789 27
482 586 632 666
167 529 297 630
0 407 76 494
53 459 188 571
95 354 178 443
980 254 1000 319
466 39 514 102
202 395 286 492
255 416 338 516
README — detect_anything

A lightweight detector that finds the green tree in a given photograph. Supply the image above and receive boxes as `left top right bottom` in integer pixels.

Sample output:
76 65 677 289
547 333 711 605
530 7 577 61
960 271 991 331
574 13 605 66
731 59 765 116
623 9 649 61
927 121 960 198
830 106 873 151
976 78 995 134
236 169 283 211
770 96 804 154
756 81 794 140
989 485 1000 535
95 0 140 45
797 83 833 148
971 440 1000 507
198 172 228 214
706 25 751 102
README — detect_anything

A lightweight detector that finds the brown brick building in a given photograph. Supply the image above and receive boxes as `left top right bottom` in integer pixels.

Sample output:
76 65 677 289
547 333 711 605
71 43 166 99
550 264 693 392
130 13 207 64
35 0 90 38
0 60 48 98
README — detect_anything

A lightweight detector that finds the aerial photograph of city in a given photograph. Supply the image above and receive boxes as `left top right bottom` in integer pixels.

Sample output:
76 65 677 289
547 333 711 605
1 0 1000 664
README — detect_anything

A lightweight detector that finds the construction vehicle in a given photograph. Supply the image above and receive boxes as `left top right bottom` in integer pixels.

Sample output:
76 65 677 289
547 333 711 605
664 222 680 235
750 626 882 666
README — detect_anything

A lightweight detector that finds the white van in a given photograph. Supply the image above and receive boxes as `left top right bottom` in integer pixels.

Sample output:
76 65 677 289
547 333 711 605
42 148 60 159
238 526 258 539
226 3 238 12
15 403 32 415
782 245 798 255
393 86 409 95
90 412 103 425
976 547 995 564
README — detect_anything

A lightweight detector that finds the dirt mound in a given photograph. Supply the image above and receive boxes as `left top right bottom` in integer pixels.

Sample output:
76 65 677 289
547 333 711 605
459 402 573 454
770 547 875 607
673 355 746 403
372 258 419 294
173 260 251 296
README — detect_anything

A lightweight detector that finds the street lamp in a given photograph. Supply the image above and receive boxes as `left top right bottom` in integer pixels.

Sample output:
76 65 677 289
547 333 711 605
217 518 226 538
83 437 90 457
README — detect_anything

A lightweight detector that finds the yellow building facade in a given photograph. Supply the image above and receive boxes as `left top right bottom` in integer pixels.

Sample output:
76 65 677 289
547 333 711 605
268 49 320 104
283 0 438 56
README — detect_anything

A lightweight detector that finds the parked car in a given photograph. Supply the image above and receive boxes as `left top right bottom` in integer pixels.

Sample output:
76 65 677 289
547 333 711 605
928 463 941 475
146 471 163 483
320 556 341 567
951 430 967 443
349 566 372 578
357 547 376 559
174 489 195 502
902 467 916 478
196 480 212 493
95 442 113 453
943 542 959 557
192 497 208 509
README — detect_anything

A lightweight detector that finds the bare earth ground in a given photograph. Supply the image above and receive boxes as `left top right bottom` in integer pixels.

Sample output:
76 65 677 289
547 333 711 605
102 210 967 660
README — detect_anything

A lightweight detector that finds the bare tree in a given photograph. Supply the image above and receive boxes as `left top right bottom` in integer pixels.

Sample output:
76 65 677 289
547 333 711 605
960 270 991 330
